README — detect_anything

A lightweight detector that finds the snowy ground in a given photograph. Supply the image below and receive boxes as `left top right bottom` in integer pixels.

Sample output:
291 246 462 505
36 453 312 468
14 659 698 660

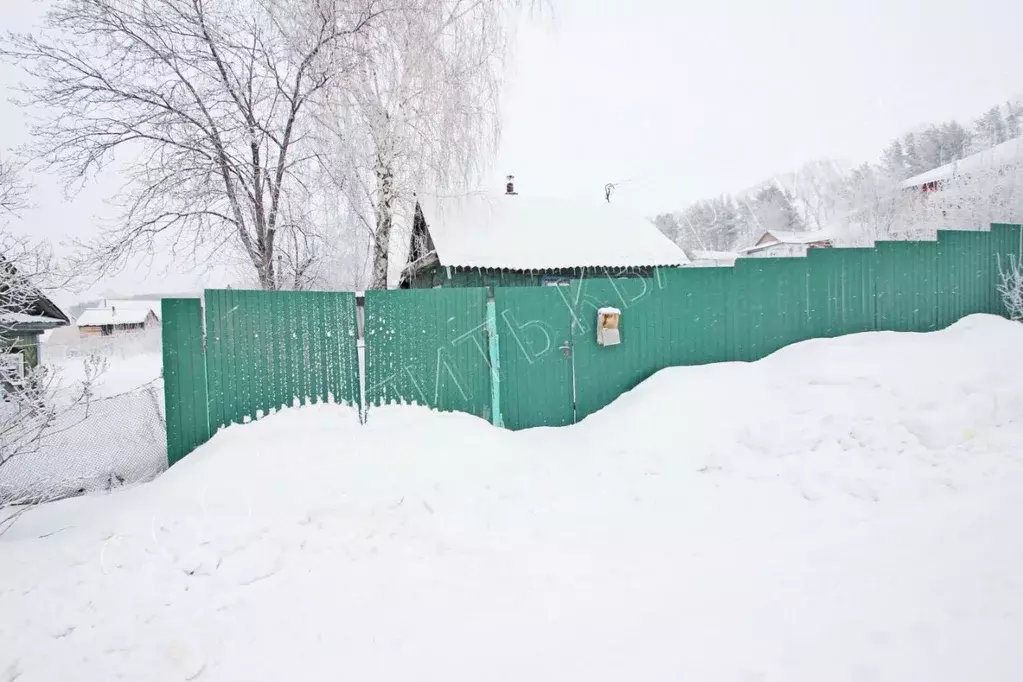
4 315 1023 681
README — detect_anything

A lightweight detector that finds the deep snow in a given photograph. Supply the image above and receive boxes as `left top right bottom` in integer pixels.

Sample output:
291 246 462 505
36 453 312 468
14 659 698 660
4 314 1023 681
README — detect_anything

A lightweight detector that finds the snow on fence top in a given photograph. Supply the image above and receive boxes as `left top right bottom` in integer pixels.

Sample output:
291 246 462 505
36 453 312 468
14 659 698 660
902 137 1023 188
416 192 690 270
77 307 152 326
760 229 835 245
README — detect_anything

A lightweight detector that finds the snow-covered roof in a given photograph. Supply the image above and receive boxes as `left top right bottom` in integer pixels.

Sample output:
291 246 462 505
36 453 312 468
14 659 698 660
0 312 67 327
102 299 162 319
684 251 738 267
76 307 154 327
760 229 835 245
902 138 1023 188
690 250 739 260
414 193 690 271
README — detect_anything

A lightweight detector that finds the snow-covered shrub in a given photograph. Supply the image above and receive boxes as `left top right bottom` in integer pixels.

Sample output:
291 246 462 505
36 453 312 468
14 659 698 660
997 254 1023 321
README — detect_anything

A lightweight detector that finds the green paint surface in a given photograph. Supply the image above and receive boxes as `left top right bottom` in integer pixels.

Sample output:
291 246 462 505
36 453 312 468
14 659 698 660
162 298 211 465
163 225 1023 452
204 289 360 431
364 288 491 419
494 286 576 429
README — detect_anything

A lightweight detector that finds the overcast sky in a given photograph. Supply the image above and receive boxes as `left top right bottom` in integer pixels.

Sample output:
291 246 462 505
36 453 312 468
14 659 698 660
3 0 1022 303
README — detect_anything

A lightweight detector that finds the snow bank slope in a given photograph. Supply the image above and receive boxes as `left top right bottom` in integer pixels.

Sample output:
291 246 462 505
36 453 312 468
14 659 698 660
4 315 1023 681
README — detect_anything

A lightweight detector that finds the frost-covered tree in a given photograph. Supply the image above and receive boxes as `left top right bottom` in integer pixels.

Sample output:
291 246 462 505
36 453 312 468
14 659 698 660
1 0 382 290
652 212 681 244
997 253 1023 321
973 106 1008 151
329 0 529 289
940 121 973 162
0 158 26 217
749 184 802 236
881 138 908 179
789 160 850 232
844 162 905 240
679 196 747 251
902 133 923 176
656 96 1023 255
1006 100 1022 140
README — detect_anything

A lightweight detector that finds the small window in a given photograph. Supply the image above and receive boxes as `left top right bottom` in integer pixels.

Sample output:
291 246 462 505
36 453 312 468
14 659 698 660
542 276 572 287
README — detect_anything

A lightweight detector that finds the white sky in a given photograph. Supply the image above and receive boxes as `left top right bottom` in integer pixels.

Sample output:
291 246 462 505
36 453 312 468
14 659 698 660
2 0 1022 304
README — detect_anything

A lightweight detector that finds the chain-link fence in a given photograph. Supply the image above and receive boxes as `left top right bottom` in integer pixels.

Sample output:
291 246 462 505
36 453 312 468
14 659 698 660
0 378 167 506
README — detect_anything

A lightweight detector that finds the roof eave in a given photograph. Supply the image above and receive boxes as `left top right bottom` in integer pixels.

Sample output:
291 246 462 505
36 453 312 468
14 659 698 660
4 320 67 334
437 263 687 272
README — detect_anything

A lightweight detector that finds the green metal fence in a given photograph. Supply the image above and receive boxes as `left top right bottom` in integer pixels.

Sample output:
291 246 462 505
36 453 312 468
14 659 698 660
363 288 492 419
204 289 360 430
490 225 1020 429
162 298 210 465
163 290 360 462
162 224 1022 461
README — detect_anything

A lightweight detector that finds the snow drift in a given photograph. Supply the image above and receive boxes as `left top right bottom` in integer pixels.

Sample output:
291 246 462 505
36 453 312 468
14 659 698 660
3 314 1023 681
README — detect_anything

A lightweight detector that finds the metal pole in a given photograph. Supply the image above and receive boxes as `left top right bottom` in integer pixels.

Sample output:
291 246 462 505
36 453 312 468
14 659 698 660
486 289 504 428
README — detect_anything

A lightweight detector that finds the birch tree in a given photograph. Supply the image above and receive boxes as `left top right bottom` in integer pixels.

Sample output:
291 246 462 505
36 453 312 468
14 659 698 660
2 0 382 290
330 0 526 289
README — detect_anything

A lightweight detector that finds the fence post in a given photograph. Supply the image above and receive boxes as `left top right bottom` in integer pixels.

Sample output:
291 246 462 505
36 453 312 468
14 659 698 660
487 289 504 428
162 298 210 465
356 292 367 423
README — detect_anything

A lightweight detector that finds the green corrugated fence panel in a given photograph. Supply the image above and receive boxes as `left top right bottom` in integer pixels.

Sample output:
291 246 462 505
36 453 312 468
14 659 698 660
805 248 877 338
162 225 1023 445
874 240 940 332
567 275 668 422
494 286 576 429
364 288 491 418
934 229 1003 327
733 257 814 361
162 298 210 465
204 289 359 432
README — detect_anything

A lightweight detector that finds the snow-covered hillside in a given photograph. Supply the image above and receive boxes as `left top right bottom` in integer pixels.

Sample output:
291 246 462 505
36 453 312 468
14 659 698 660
4 315 1023 681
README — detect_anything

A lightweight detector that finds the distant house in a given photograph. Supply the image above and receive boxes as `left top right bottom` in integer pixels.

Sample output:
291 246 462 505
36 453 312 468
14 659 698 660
102 299 162 322
902 138 1023 192
739 230 834 258
398 184 690 288
899 138 1023 229
0 261 69 383
77 306 159 337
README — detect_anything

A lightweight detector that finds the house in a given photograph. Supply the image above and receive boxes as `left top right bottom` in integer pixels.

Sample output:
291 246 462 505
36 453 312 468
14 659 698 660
902 137 1023 192
0 261 70 383
398 184 690 288
102 298 162 322
739 230 834 258
899 138 1023 229
77 306 159 337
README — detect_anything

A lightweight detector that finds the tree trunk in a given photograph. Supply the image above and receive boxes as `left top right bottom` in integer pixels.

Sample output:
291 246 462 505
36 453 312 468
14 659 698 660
370 165 394 290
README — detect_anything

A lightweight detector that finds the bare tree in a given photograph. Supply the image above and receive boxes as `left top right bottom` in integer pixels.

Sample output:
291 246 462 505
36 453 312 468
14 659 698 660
2 0 383 290
327 0 528 289
0 157 28 216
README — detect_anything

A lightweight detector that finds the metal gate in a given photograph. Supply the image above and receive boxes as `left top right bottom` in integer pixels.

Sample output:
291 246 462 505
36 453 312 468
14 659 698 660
494 287 576 429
